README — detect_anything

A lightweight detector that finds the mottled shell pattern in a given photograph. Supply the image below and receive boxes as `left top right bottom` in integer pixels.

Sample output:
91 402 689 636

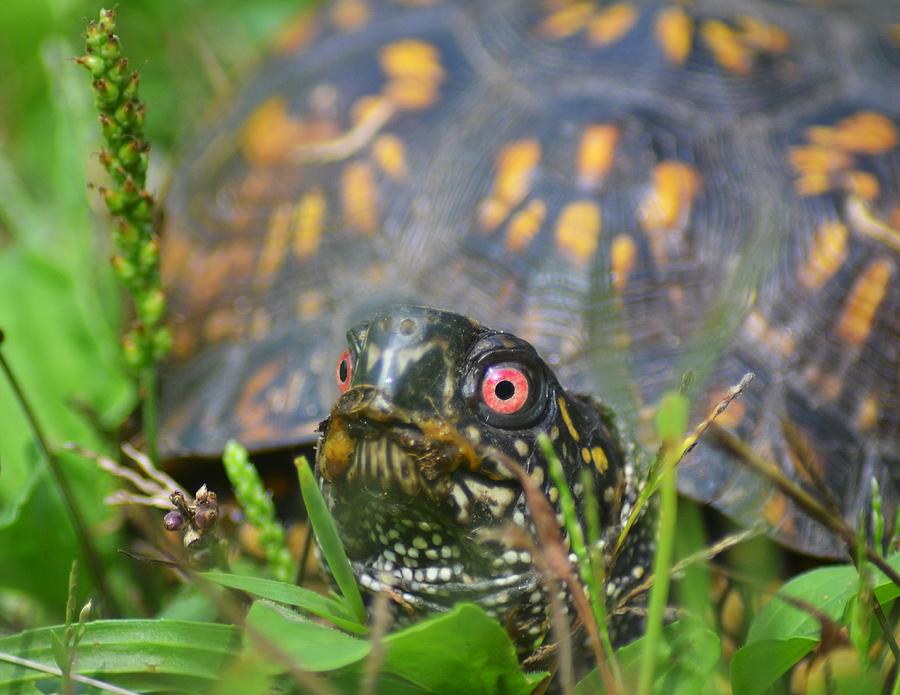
161 0 900 559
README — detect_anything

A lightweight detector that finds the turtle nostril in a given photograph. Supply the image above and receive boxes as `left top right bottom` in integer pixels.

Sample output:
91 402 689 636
399 317 417 335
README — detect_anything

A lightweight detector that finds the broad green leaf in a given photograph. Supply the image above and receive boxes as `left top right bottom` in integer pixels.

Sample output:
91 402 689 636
296 456 367 624
730 637 818 695
204 571 367 634
747 566 857 643
0 619 240 693
382 603 548 695
245 600 371 672
577 620 720 694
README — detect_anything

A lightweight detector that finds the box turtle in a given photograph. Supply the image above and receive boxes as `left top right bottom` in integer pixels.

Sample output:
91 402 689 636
159 0 900 647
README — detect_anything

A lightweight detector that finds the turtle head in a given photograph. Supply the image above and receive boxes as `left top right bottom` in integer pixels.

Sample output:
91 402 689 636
315 304 639 650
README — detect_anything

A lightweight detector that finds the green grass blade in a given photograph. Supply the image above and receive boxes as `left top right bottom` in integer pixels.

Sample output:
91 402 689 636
296 456 367 624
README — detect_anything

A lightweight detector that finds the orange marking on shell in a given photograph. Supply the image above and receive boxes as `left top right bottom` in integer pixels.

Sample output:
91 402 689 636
819 374 842 401
203 307 241 343
655 7 694 65
380 40 445 111
578 124 619 188
539 2 595 39
794 173 830 197
292 189 327 261
384 79 440 110
857 394 879 432
640 160 702 231
555 200 602 267
256 203 292 283
611 234 637 292
799 221 848 290
251 309 271 340
505 199 547 252
342 160 379 234
788 145 853 177
836 257 893 346
825 112 898 155
241 96 339 165
587 3 638 46
762 493 789 530
844 170 880 201
171 321 197 361
736 15 790 54
478 139 543 232
351 94 391 125
330 0 370 32
701 19 752 75
297 289 327 321
372 133 409 179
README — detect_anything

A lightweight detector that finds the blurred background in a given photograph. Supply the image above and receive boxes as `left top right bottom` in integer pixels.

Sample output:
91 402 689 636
0 0 311 627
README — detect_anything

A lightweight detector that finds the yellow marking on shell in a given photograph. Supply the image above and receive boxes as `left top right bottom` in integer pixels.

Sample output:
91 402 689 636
251 308 271 340
478 139 542 232
846 197 900 253
555 200 602 266
539 1 594 39
380 40 445 111
505 199 547 252
272 7 318 54
736 15 789 54
808 112 898 155
611 234 637 292
655 7 693 65
844 170 880 201
297 290 326 321
591 446 608 474
587 3 638 46
741 309 794 357
857 395 879 432
836 257 893 346
203 308 240 343
372 134 408 179
640 160 702 231
700 19 752 75
256 203 292 282
762 492 788 529
342 161 379 234
292 189 327 261
890 24 900 45
798 221 847 291
789 147 853 195
581 447 591 464
578 124 619 188
330 0 370 32
819 374 842 401
557 397 581 442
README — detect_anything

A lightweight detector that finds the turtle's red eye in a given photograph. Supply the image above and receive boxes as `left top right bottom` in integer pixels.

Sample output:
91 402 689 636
336 349 352 393
481 365 530 414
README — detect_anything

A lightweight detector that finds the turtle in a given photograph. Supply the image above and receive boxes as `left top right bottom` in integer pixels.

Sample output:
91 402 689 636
159 0 900 648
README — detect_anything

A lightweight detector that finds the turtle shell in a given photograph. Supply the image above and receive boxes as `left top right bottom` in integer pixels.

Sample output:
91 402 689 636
160 0 900 558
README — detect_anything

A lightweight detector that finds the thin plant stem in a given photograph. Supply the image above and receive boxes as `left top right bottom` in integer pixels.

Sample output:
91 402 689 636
637 442 679 695
0 651 138 695
0 336 119 615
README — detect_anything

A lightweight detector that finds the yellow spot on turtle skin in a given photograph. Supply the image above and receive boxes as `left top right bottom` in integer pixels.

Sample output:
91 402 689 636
611 234 637 292
836 257 893 347
372 134 408 179
581 447 591 464
257 203 292 283
478 139 542 232
342 161 379 234
640 160 702 232
539 2 594 39
857 395 879 432
587 3 638 46
380 40 445 111
799 221 847 291
505 199 547 252
591 447 608 474
578 124 619 188
808 112 898 155
557 397 581 443
292 189 327 261
736 15 790 54
844 170 880 201
297 290 326 321
555 200 602 267
330 0 370 32
701 19 752 75
655 7 693 65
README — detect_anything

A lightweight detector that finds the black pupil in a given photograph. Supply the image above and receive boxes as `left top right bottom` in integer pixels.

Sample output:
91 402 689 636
494 380 515 401
339 359 349 383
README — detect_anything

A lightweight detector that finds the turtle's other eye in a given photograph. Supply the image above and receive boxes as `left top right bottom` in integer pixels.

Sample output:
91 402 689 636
336 349 353 393
481 365 530 414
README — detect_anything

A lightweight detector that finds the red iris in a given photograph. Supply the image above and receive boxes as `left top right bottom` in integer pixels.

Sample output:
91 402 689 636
336 349 352 393
481 365 529 414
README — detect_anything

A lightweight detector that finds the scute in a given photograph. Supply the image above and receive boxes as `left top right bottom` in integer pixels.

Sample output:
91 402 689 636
161 0 900 558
